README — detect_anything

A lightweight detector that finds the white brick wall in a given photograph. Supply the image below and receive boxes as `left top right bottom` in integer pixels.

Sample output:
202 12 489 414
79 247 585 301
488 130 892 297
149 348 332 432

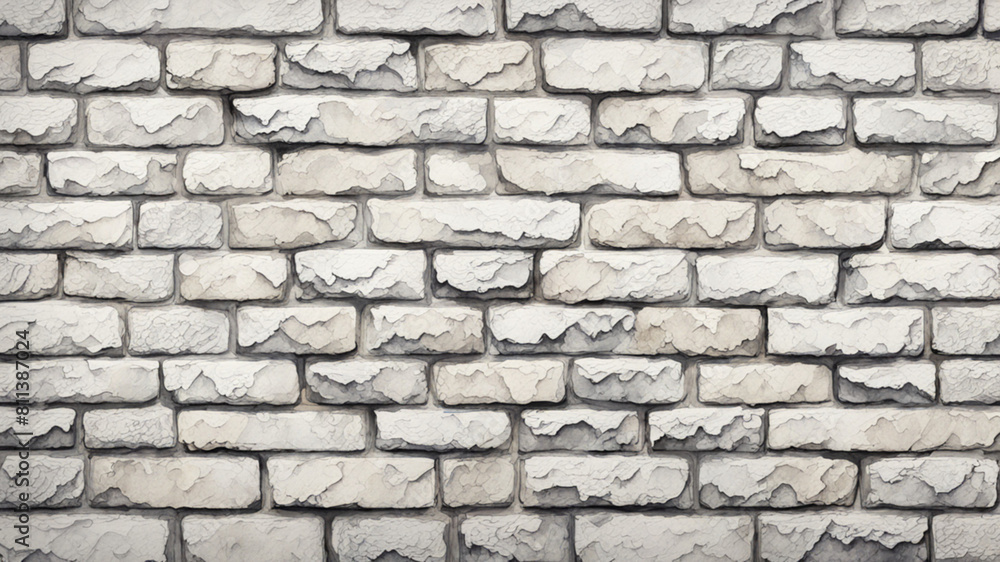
0 0 997 560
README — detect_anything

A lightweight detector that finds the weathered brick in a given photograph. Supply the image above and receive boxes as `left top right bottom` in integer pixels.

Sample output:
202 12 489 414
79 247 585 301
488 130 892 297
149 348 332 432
494 98 590 145
838 361 937 405
0 359 158 403
836 0 977 36
179 410 366 451
941 359 1000 403
891 201 1000 249
138 201 223 249
48 151 176 196
700 455 857 508
237 306 356 355
0 453 82 507
307 359 427 405
588 200 756 249
84 405 175 449
520 408 640 451
277 148 417 195
698 362 832 405
0 515 168 562
763 199 886 249
768 308 924 356
183 516 324 562
0 0 64 36
489 304 634 355
128 306 229 355
0 253 57 299
90 456 259 508
496 148 682 195
864 457 998 508
230 201 357 249
597 96 747 145
442 458 515 506
935 515 1000 561
754 96 846 146
542 39 706 93
0 96 76 144
434 359 566 405
649 407 764 451
366 305 482 355
425 149 497 195
0 406 74 448
933 306 1000 355
425 42 534 92
183 148 272 195
790 40 915 92
669 0 832 35
376 409 510 451
696 254 838 305
572 357 685 404
268 455 434 508
164 359 299 405
633 307 763 356
75 0 323 35
0 201 132 250
295 249 424 300
0 303 123 355
0 151 41 196
234 94 487 145
86 96 224 147
28 40 159 93
759 513 928 561
331 517 448 562
462 514 570 561
65 253 173 302
283 38 415 91
166 40 276 91
712 39 783 90
433 250 533 298
845 253 1000 302
337 0 495 36
769 407 1000 451
920 150 1000 196
522 455 691 507
179 252 286 301
540 250 690 303
576 514 752 562
506 0 661 32
854 98 998 145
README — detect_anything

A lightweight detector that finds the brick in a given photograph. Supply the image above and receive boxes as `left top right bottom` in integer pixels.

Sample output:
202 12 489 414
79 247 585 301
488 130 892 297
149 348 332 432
0 515 168 562
768 308 924 356
754 96 845 146
434 359 566 405
838 361 937 404
506 0 661 32
496 148 682 196
489 304 634 355
179 252 286 301
522 455 690 507
283 38 415 92
698 362 832 405
0 407 74 448
375 409 510 451
425 149 497 195
0 201 132 250
237 306 356 355
633 307 763 356
769 408 1000 451
542 38 706 93
891 201 1000 250
920 150 1000 196
572 357 685 404
86 96 224 147
183 516 324 562
369 198 579 248
854 98 997 145
836 0 977 36
331 518 448 562
462 514 570 561
933 306 1000 355
0 0 64 35
366 305 482 355
845 253 1000 302
0 253 57 299
268 455 434 508
183 148 272 195
230 201 357 249
336 0 495 36
0 45 17 90
649 407 764 451
166 40 276 91
520 408 640 451
700 455 857 508
540 250 690 303
0 454 82 507
763 199 886 249
65 253 173 302
138 201 223 249
0 359 158 403
588 200 756 249
28 40 159 93
433 250 533 298
0 96 76 144
0 303 122 355
277 148 417 195
75 0 323 35
128 306 229 355
83 405 176 449
669 0 832 35
576 514 752 562
48 150 176 196
760 513 927 561
295 249 425 300
234 94 487 145
90 456 259 509
0 151 41 196
687 149 912 196
712 39 783 90
442 458 515 506
790 40 915 92
163 359 299 405
935 515 1000 561
941 360 1000 404
494 98 589 145
425 41 534 92
307 359 427 405
696 254 837 305
864 457 998 508
179 410 366 451
597 96 747 145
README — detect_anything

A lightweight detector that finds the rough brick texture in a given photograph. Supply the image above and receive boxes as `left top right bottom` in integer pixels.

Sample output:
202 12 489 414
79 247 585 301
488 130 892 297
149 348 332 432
0 0 996 560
